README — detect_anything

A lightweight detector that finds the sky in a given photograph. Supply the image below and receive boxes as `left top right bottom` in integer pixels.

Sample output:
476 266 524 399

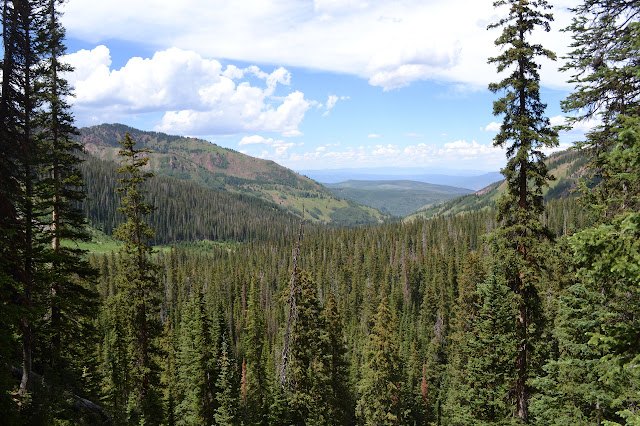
60 0 593 173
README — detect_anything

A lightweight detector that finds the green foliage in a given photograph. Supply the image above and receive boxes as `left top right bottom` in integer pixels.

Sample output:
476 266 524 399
106 133 163 425
242 278 268 424
464 274 518 425
77 123 389 225
483 0 559 421
329 205 378 226
215 336 239 425
533 3 640 425
5 3 639 424
357 296 402 425
175 288 217 425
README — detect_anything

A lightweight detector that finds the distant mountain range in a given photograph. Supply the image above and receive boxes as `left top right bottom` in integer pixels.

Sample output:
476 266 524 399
298 168 504 191
77 124 586 230
406 149 588 220
324 180 473 216
77 124 389 226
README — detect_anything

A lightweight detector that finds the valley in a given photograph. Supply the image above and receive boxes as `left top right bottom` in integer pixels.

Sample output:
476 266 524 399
78 124 388 226
2 0 638 424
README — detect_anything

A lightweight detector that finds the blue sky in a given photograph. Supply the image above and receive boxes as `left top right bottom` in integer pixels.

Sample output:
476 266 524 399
60 0 591 172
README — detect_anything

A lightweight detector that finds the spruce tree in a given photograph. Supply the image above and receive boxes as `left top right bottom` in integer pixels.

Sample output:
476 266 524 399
36 0 97 392
442 252 486 424
2 0 48 398
533 2 640 423
111 132 163 424
322 290 354 425
487 0 559 421
357 296 402 425
288 269 329 425
242 278 268 424
214 335 239 425
176 287 217 425
561 0 640 217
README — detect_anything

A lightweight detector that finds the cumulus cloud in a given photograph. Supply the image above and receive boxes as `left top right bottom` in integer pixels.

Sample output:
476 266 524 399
367 134 381 138
322 95 349 116
64 46 310 136
484 121 501 132
549 114 601 134
237 135 296 158
61 0 575 92
243 138 514 170
238 135 274 145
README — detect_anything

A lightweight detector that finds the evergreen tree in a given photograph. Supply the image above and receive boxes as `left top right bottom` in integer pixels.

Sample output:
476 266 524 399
176 287 217 425
288 269 329 425
462 273 518 425
357 296 402 425
534 2 640 424
111 132 163 424
561 0 640 220
160 317 178 426
36 0 97 392
487 0 559 421
322 290 355 425
1 0 48 399
442 252 486 424
214 335 239 425
242 278 268 425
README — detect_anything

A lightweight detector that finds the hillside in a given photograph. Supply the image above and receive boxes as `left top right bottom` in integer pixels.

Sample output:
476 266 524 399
79 155 308 245
407 149 588 220
325 180 472 216
77 123 388 225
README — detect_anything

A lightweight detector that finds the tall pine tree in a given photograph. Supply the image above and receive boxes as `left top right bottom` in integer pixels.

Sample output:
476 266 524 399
487 0 558 421
111 132 163 424
357 296 402 425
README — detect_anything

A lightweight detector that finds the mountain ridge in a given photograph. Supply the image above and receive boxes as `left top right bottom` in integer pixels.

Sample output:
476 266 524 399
77 123 389 225
324 179 473 216
406 149 588 220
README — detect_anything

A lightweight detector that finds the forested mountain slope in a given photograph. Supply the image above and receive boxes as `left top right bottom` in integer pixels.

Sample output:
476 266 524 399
77 123 388 225
80 155 307 245
325 180 473 216
407 149 588 220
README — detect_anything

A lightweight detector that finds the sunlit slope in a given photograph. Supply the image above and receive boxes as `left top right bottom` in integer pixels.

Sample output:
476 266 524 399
78 123 388 225
406 149 588 220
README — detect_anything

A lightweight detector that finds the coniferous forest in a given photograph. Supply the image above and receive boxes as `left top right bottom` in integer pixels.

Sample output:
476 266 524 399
1 0 639 425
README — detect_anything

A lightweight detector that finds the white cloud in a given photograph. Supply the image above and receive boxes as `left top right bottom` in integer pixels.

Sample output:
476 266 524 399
239 135 274 145
405 133 424 138
64 46 309 136
549 114 601 134
484 121 501 132
237 135 296 158
367 134 381 138
61 0 575 92
322 94 349 116
243 138 514 170
326 95 339 110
